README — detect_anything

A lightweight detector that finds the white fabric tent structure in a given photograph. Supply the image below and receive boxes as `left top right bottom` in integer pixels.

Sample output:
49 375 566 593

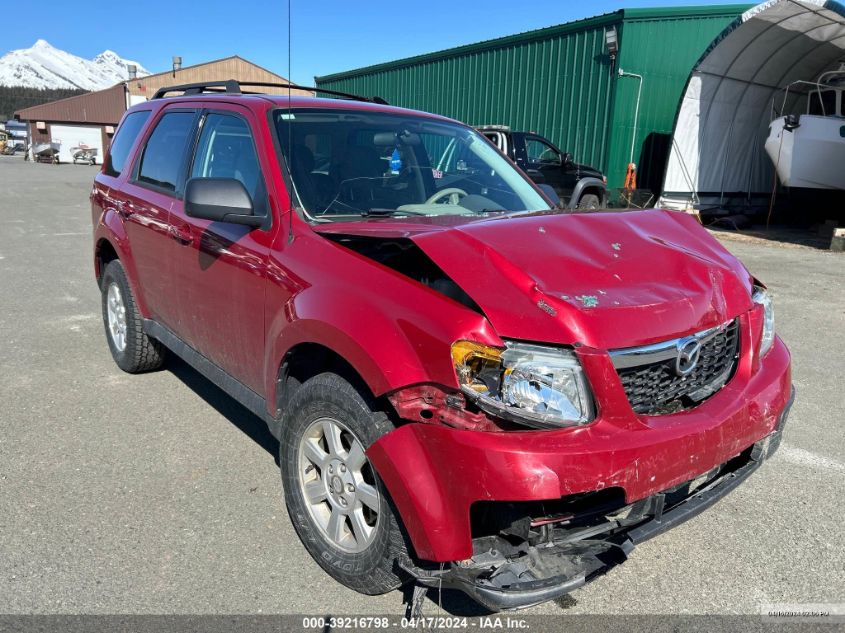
660 0 845 210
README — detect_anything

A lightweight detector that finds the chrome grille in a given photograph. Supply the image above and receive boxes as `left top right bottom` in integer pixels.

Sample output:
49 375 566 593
609 319 740 415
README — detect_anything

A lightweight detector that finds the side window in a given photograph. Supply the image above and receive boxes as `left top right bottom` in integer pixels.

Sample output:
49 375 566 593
526 138 562 166
136 111 196 193
482 132 506 153
105 110 151 177
808 90 837 116
191 113 263 203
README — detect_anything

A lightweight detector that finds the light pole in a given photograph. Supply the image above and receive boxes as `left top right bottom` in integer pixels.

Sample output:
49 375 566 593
618 68 643 167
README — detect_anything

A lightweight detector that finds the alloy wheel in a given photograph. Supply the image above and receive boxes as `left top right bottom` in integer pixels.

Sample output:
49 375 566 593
106 282 128 352
297 417 380 553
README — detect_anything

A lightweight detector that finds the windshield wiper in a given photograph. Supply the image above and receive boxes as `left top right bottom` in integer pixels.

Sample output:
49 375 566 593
360 208 427 217
500 208 553 218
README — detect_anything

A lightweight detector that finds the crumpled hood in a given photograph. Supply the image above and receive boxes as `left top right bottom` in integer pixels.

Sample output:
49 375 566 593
318 209 755 349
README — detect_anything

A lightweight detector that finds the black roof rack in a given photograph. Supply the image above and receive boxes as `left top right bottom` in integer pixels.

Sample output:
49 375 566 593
151 80 389 105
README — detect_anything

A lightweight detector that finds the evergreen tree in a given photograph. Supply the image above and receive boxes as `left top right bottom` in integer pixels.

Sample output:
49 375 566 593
0 86 86 121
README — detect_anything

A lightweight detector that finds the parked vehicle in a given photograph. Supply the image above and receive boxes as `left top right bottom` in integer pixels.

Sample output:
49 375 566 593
91 80 793 612
71 144 98 165
2 141 23 155
765 68 845 190
477 125 607 208
32 141 60 155
32 141 60 163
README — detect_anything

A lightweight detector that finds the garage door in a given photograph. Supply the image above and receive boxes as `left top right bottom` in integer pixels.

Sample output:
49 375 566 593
49 125 104 165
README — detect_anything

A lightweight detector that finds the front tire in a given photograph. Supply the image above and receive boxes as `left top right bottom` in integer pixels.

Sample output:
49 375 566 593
100 260 166 373
576 193 601 210
280 373 409 595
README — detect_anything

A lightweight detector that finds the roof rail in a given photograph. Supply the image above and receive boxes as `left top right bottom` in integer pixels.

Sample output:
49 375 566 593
151 80 388 104
152 80 242 99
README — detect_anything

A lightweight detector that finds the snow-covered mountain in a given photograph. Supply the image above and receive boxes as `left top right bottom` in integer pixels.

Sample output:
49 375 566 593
0 40 150 90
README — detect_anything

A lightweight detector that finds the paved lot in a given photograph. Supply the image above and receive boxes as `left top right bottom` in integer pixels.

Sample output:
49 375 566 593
1 155 843 617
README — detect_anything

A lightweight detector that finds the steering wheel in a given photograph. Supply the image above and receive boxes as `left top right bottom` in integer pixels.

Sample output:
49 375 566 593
425 187 468 205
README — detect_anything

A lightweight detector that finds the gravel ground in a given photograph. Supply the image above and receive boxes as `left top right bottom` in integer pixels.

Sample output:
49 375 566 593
0 155 843 620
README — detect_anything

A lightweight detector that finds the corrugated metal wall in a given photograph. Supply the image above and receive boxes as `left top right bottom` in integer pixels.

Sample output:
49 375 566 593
607 7 746 190
317 13 622 172
316 6 749 190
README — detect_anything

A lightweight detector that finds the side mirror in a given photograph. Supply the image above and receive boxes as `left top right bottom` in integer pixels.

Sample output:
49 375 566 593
538 184 562 208
562 152 574 166
185 178 262 227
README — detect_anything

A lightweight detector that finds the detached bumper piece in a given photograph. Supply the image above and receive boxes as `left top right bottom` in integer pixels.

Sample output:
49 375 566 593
410 387 794 612
423 538 631 611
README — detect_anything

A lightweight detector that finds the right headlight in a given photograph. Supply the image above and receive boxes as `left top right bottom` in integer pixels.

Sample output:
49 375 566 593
752 286 775 356
451 340 595 429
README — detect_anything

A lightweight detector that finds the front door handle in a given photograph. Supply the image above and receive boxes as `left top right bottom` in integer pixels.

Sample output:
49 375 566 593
170 225 194 245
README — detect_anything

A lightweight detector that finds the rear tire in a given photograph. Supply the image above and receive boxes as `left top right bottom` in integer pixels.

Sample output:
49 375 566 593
280 373 409 595
100 260 166 373
576 193 601 210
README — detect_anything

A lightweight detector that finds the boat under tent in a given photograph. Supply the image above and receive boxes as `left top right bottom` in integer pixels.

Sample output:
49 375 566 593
658 0 845 221
764 67 845 189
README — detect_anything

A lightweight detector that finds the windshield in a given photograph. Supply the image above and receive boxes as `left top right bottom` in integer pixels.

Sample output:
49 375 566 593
274 108 550 221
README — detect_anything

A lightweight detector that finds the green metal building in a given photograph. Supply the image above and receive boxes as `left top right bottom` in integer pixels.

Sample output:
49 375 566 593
315 5 751 191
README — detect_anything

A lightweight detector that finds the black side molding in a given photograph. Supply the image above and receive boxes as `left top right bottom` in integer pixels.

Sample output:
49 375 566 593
143 319 281 439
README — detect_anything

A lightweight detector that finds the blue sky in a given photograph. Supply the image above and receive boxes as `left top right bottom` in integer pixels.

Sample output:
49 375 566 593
10 0 743 84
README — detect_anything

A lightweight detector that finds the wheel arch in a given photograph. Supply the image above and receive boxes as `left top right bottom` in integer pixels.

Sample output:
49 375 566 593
568 177 607 208
275 340 384 421
95 237 120 283
267 316 421 426
93 216 151 317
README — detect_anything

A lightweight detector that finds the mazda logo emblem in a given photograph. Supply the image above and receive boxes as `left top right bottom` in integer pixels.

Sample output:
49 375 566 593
675 337 702 376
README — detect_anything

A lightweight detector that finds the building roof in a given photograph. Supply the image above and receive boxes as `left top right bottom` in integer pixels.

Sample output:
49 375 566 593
125 56 312 98
15 83 126 124
315 5 751 83
132 55 275 83
14 55 312 124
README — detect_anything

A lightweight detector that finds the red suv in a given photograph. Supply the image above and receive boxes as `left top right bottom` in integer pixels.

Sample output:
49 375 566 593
90 81 793 611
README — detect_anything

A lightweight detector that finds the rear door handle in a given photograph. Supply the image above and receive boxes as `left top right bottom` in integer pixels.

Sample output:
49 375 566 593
116 199 135 219
170 225 194 245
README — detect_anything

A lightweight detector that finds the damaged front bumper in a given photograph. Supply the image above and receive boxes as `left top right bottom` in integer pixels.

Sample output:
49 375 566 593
406 387 794 611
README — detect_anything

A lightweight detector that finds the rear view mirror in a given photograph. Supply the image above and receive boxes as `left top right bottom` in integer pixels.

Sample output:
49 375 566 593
562 152 574 166
185 178 262 227
373 130 421 146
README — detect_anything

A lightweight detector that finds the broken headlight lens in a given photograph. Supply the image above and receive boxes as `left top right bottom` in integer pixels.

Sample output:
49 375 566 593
752 286 775 356
451 341 595 429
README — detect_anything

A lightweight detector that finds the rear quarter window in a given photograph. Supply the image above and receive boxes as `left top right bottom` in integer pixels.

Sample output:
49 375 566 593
105 110 151 177
135 111 196 193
